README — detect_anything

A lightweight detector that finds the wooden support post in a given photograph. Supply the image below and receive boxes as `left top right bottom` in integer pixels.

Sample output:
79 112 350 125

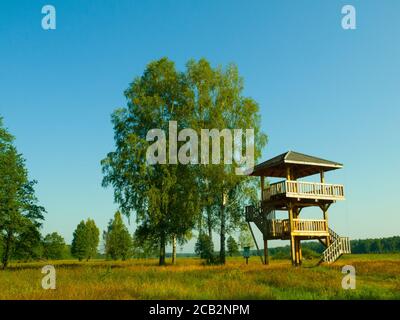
248 222 264 264
286 167 297 265
320 170 325 183
323 208 329 221
286 166 291 181
263 238 269 265
293 207 297 265
294 238 302 265
288 204 296 266
323 206 330 247
298 239 302 265
290 235 296 266
260 176 264 201
293 207 301 265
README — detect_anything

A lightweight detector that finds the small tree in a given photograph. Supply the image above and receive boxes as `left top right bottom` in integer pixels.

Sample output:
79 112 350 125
43 232 66 260
227 236 239 257
103 211 133 260
71 221 87 261
85 219 99 260
195 233 214 264
71 219 99 261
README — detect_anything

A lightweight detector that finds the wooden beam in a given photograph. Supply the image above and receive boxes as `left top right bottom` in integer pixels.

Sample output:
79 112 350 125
260 176 264 201
298 239 302 265
247 222 265 264
321 206 330 247
263 238 269 265
320 170 325 183
296 238 301 265
288 203 296 266
286 166 291 181
318 238 327 248
290 235 296 266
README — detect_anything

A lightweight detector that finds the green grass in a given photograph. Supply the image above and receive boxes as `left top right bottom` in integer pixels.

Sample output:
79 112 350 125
0 254 399 300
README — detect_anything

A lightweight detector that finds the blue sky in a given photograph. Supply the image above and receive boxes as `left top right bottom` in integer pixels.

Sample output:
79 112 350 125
1 0 399 251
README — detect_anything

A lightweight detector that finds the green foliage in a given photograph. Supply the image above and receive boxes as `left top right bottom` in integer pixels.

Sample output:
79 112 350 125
270 249 291 260
301 247 321 259
43 232 66 260
0 117 45 268
184 59 267 264
132 227 159 259
71 219 100 261
351 236 400 254
63 245 74 259
132 238 159 259
301 241 324 254
103 212 133 260
13 221 43 261
239 227 254 249
268 243 321 260
71 221 87 261
272 237 400 256
85 219 100 260
195 233 215 264
101 58 267 266
101 58 202 265
227 236 239 256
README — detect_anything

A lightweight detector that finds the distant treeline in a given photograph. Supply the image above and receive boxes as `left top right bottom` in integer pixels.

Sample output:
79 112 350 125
350 236 400 254
246 236 400 259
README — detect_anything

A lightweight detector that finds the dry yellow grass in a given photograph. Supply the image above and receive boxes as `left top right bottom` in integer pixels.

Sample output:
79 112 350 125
0 254 399 300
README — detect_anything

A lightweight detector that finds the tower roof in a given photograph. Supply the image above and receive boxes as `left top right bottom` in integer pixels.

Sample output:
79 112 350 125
250 151 343 178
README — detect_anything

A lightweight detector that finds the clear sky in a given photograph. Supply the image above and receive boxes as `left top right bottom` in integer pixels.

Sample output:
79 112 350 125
1 0 399 252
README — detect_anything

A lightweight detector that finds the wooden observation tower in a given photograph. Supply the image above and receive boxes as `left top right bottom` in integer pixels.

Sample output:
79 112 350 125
246 151 351 265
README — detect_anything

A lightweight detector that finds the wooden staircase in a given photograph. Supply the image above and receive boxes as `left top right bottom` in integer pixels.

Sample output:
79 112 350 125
246 204 351 264
321 228 351 263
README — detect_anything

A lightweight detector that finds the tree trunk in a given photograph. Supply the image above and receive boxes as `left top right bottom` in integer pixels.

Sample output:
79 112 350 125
2 233 12 270
219 203 226 264
198 212 203 233
159 233 166 266
207 206 213 242
171 234 177 265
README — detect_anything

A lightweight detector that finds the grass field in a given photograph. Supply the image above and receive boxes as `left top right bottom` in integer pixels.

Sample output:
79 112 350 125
0 254 399 300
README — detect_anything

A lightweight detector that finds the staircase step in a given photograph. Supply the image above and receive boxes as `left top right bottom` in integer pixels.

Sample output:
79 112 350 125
321 232 351 263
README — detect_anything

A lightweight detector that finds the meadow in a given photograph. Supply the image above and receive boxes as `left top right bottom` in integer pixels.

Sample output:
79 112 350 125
0 254 399 300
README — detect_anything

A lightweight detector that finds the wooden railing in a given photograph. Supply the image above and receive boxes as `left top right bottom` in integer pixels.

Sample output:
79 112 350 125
263 180 344 201
246 204 332 238
292 219 328 233
322 237 351 263
266 219 290 237
263 181 286 200
264 219 328 237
